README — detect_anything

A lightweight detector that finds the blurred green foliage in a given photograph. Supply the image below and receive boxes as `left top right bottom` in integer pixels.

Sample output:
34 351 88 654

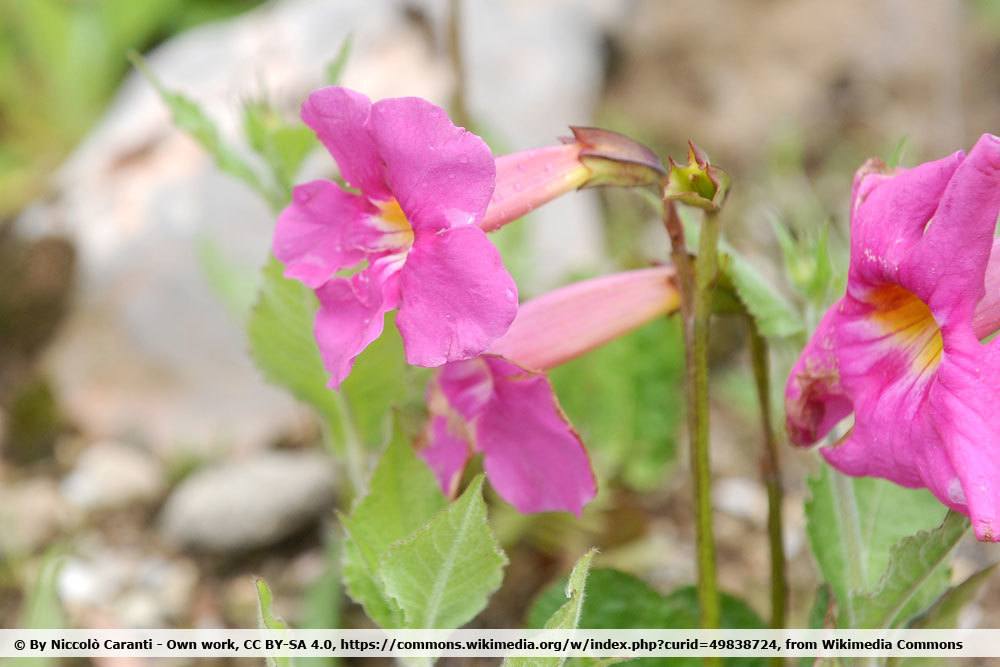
0 0 262 217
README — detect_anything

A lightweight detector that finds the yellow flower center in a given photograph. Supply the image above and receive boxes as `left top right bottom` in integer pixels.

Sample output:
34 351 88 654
869 284 943 376
372 199 414 251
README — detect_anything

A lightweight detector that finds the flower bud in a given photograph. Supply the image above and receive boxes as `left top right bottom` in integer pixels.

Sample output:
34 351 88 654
664 141 730 212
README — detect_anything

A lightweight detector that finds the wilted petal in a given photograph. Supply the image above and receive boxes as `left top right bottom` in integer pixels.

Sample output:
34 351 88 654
397 226 517 367
784 304 853 446
369 97 494 230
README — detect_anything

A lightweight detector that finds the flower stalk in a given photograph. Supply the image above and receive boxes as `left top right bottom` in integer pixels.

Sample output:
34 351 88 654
749 321 787 635
662 142 730 643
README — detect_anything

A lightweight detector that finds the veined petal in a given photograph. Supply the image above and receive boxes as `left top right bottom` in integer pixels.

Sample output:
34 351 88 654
274 180 376 288
369 97 494 231
397 226 518 367
971 238 1000 338
301 87 391 201
488 266 680 371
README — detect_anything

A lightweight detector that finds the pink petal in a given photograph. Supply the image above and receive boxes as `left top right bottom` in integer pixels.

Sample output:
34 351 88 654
929 333 1000 541
972 238 1000 338
488 266 680 371
313 270 396 389
784 304 854 446
847 151 962 293
902 134 1000 324
474 356 596 515
396 226 517 367
369 97 495 231
421 415 471 499
301 87 391 201
273 180 377 288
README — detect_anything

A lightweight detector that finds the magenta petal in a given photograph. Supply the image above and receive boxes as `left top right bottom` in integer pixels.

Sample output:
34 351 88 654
903 134 1000 323
313 272 393 390
274 180 377 288
421 415 471 498
396 226 517 367
369 97 495 230
301 87 391 201
474 357 596 515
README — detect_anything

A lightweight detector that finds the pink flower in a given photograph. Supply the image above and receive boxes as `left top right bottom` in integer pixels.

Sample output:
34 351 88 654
785 134 1000 541
421 267 681 515
273 87 518 388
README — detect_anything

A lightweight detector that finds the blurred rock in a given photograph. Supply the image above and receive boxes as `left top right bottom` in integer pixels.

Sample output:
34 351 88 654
160 450 336 553
0 478 74 556
61 442 166 513
59 547 199 626
713 476 768 524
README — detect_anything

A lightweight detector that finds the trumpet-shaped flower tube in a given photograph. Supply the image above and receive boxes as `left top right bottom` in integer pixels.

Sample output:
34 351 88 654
421 267 680 514
785 134 1000 541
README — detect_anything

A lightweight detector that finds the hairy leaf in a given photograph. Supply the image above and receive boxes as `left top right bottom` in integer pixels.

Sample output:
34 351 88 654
805 465 950 627
505 550 596 667
379 476 508 629
851 511 968 628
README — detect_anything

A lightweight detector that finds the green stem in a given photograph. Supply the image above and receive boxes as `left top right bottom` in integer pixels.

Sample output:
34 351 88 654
662 200 720 640
749 323 787 660
446 0 471 129
323 393 367 502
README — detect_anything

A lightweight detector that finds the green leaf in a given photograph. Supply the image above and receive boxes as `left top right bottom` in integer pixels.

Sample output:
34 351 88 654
248 257 342 424
851 511 968 628
129 52 280 209
676 206 802 338
195 235 259 321
341 419 446 627
550 317 684 491
300 536 342 667
719 250 802 338
379 475 508 629
247 257 411 449
256 577 294 667
805 465 951 627
325 34 354 85
909 563 997 629
887 564 997 667
528 570 765 667
2 549 65 667
505 550 597 667
243 100 317 199
798 585 832 667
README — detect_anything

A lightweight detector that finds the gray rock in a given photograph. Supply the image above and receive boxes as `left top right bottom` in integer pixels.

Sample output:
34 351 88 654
0 478 74 556
160 450 336 553
61 441 166 512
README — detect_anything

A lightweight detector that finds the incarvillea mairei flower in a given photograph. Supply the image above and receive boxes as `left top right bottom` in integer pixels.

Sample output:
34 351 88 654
785 133 1000 541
